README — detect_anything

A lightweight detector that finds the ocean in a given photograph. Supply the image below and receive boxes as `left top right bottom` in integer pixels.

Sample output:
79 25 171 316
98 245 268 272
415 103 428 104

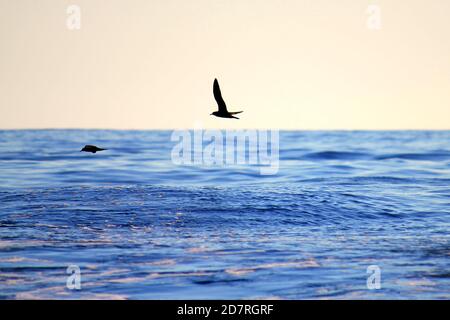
0 130 449 299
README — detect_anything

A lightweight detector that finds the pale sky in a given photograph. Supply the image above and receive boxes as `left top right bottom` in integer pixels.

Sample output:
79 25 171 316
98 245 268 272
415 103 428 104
1 0 449 130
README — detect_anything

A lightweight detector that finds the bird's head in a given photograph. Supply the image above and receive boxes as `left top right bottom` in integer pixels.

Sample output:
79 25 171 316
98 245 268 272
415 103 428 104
210 111 218 116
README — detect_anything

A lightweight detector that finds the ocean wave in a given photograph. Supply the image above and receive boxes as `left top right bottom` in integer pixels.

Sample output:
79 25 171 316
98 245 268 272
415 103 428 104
1 130 449 299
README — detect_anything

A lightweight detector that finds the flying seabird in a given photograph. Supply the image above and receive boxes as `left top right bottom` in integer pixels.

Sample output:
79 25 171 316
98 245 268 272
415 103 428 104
210 78 243 119
80 145 107 153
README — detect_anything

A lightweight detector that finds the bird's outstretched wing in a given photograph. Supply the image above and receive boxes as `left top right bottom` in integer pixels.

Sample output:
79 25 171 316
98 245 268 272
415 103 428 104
213 78 228 113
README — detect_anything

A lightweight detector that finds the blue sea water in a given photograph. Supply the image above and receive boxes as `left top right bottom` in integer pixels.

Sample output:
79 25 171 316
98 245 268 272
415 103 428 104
0 130 449 299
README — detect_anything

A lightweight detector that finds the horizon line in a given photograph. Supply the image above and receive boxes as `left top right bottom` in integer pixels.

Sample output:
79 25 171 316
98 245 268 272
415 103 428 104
1 128 450 132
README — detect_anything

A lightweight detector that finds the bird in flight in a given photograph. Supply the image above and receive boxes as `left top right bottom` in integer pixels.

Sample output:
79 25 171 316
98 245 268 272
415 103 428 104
211 78 243 119
80 145 107 153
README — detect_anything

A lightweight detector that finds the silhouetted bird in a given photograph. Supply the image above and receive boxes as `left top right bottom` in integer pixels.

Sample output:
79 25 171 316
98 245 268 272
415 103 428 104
211 78 243 119
80 145 107 153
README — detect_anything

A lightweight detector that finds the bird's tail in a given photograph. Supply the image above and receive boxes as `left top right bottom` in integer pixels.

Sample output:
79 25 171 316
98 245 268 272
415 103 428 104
229 111 243 115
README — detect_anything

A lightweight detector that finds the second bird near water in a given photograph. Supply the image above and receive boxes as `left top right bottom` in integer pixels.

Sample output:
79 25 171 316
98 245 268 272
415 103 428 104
80 145 107 153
